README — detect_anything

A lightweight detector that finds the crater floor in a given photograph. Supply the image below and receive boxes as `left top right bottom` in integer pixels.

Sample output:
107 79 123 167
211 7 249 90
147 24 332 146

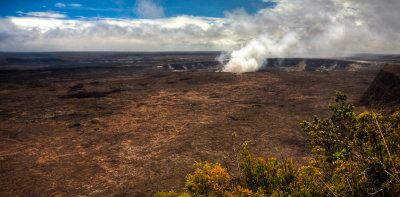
0 52 385 196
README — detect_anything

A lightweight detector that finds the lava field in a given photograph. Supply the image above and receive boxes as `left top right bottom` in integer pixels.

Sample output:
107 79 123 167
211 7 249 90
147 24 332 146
0 52 398 196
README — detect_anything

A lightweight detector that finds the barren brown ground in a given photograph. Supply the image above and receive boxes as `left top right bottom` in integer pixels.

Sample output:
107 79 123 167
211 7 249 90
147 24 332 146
0 64 379 196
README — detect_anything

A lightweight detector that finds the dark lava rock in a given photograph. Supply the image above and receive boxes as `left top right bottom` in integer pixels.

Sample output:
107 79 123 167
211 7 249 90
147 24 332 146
360 64 400 110
60 89 124 99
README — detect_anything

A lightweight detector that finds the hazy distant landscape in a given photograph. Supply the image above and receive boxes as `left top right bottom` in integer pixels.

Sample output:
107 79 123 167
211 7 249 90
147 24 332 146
0 52 399 196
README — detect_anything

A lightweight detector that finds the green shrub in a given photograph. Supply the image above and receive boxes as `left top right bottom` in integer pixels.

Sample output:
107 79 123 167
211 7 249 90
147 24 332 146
300 91 400 196
156 92 400 196
300 91 356 162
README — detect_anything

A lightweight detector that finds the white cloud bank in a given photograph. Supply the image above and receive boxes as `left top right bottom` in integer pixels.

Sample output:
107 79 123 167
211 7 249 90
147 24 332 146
0 16 234 51
0 0 399 60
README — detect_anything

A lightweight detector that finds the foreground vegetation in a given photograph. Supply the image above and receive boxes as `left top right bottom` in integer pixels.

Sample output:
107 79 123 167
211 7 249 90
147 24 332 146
156 91 400 196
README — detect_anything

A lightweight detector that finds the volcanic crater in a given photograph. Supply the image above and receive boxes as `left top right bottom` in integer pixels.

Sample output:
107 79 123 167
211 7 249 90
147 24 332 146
0 52 398 196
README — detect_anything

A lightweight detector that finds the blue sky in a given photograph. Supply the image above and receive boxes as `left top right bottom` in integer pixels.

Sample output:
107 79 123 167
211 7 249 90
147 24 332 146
0 0 399 53
0 0 276 19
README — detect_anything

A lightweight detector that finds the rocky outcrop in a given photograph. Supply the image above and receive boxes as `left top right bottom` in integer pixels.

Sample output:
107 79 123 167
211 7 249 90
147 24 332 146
360 64 400 110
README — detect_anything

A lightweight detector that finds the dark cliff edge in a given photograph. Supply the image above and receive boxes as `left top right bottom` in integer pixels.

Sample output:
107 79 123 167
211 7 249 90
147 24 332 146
360 64 400 111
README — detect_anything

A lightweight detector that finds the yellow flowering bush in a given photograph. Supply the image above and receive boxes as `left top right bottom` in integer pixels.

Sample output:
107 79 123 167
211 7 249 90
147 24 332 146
185 161 231 196
156 92 400 196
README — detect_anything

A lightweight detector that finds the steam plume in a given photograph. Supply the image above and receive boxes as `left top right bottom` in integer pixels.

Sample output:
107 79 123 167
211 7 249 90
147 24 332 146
221 0 400 73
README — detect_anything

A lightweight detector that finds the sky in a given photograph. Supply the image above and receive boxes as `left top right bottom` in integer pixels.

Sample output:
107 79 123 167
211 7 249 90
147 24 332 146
0 0 275 19
0 0 399 55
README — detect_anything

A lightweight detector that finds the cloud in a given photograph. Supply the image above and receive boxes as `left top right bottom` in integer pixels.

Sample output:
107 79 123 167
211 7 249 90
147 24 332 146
55 2 82 8
16 11 24 17
69 4 82 7
0 16 233 51
0 0 399 55
55 3 66 8
134 0 165 19
24 11 67 18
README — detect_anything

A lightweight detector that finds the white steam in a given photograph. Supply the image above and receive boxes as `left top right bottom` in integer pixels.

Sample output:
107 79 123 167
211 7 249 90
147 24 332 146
223 32 298 72
221 0 400 73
